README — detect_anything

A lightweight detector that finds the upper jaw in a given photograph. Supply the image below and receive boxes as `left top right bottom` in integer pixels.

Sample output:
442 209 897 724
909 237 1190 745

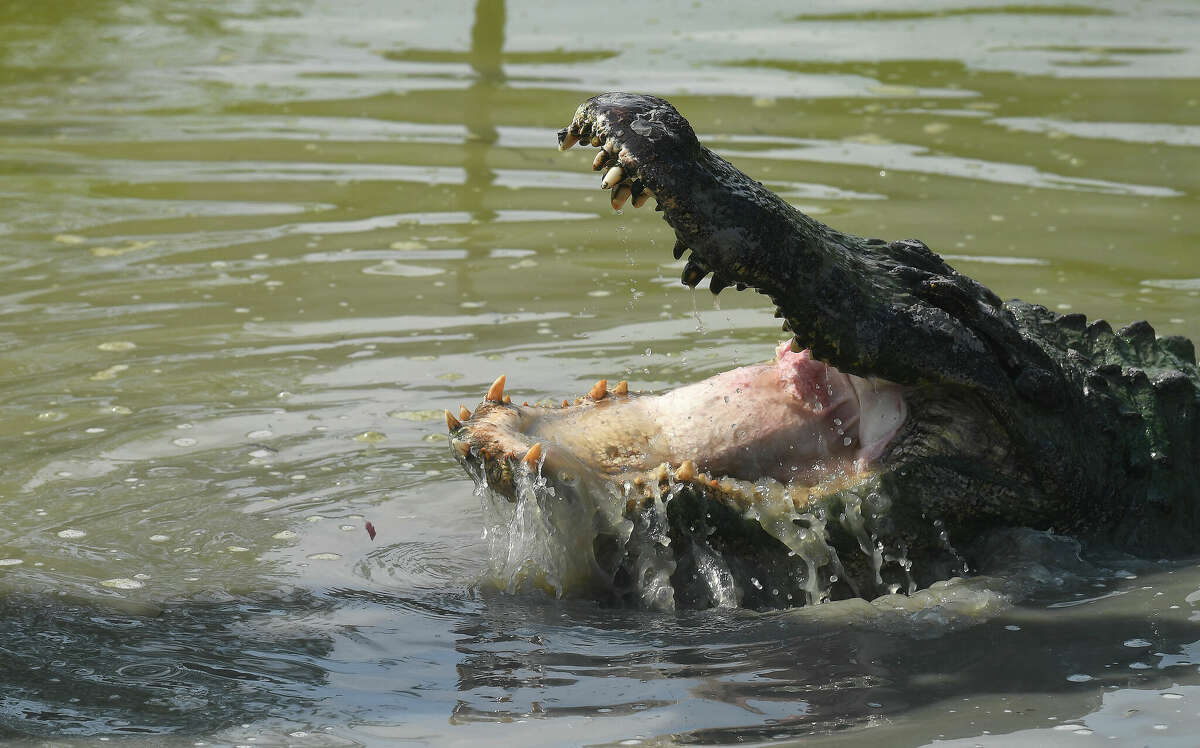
560 93 1072 409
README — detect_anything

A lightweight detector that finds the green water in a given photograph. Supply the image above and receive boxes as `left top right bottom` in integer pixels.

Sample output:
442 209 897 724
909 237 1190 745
1 0 1198 744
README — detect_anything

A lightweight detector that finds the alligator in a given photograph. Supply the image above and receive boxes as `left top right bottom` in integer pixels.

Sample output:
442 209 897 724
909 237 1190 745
446 93 1200 610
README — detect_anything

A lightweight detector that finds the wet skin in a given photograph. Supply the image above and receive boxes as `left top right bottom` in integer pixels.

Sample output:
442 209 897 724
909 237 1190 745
448 93 1200 609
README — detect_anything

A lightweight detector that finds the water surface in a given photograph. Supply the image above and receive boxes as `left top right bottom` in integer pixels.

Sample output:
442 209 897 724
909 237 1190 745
1 0 1199 744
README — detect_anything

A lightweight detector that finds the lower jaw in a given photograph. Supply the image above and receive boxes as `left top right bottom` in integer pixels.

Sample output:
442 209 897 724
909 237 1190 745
455 347 914 610
470 455 933 610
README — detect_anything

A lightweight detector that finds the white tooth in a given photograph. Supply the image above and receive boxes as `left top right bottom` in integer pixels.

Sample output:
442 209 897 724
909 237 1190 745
633 189 652 208
603 139 616 153
601 166 624 190
611 184 632 210
559 132 579 151
593 150 608 170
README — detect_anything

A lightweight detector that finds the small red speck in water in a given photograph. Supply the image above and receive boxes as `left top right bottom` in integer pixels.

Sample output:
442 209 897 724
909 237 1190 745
365 521 376 541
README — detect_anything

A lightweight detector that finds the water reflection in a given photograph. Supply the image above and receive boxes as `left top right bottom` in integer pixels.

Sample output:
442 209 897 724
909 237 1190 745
447 571 1200 743
461 0 505 225
0 592 335 738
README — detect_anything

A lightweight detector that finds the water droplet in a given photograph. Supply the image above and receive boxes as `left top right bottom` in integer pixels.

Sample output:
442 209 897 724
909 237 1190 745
1123 638 1152 648
172 437 197 447
354 431 387 443
1066 674 1093 682
149 535 169 543
0 558 24 566
57 529 87 539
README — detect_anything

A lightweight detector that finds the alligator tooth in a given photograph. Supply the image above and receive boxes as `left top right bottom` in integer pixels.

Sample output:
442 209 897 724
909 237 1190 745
633 189 652 208
790 338 802 353
451 438 470 457
709 274 732 295
558 129 579 151
486 374 506 402
459 405 471 421
562 399 570 408
504 395 511 404
672 238 688 260
675 460 696 482
603 138 615 153
445 410 461 431
681 260 709 288
589 379 607 400
611 184 632 210
612 380 628 395
522 442 543 467
781 320 792 332
601 166 624 189
592 150 609 171
590 135 602 147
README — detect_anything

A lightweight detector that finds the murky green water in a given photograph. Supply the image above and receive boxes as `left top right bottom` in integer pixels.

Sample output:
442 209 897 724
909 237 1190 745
1 0 1199 744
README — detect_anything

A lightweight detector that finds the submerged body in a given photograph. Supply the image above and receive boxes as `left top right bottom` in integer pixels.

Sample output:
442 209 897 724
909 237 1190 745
450 93 1200 610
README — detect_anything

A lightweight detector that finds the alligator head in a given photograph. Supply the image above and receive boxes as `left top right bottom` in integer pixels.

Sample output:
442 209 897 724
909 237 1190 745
448 93 1200 610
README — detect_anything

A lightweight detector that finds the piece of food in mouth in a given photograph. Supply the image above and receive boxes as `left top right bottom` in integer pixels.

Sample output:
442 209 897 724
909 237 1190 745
447 93 1200 611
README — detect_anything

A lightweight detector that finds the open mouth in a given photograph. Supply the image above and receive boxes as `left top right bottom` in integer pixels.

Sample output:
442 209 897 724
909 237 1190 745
447 94 966 610
451 341 905 512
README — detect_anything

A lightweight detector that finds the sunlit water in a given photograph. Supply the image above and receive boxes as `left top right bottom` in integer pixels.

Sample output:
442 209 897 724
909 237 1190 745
1 0 1198 744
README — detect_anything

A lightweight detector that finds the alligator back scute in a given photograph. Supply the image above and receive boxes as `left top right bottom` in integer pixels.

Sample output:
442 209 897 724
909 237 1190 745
1008 300 1200 554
